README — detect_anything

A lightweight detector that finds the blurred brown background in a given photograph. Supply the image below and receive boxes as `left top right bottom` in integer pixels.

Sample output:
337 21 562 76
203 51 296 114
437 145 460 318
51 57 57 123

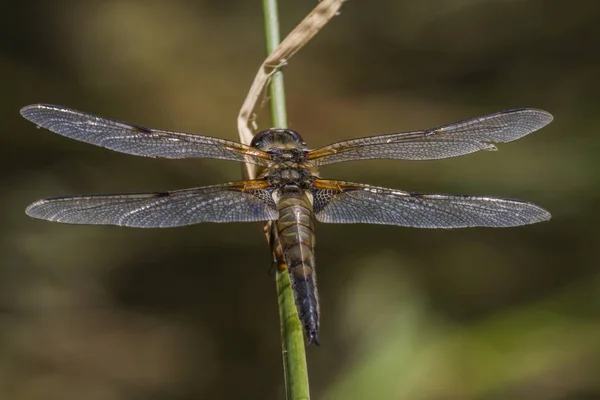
1 1 599 399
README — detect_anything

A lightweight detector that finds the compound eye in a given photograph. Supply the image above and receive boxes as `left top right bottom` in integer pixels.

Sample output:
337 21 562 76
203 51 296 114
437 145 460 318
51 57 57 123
250 130 273 148
283 129 305 143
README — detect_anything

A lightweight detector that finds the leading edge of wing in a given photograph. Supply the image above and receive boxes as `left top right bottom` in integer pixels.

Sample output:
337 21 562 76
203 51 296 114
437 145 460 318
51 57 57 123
312 179 551 228
307 108 553 166
25 181 278 228
20 104 271 166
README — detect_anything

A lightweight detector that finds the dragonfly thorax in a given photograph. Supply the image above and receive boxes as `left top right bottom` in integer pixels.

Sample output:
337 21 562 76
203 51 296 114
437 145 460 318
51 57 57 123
260 160 317 189
252 128 316 188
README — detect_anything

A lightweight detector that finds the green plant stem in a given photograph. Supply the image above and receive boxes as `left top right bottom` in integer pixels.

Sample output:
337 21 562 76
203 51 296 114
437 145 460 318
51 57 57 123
262 1 311 399
275 256 311 400
263 0 287 128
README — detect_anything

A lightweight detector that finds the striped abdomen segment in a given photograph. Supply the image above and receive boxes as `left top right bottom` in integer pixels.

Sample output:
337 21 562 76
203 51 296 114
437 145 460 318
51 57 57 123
276 190 319 346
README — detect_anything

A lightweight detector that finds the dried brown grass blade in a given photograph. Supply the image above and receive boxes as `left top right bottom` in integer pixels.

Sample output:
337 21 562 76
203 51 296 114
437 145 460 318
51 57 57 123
237 0 348 160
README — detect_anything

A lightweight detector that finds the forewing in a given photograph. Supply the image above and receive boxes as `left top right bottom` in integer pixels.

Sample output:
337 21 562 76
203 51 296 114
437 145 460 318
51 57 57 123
21 104 270 166
312 180 550 228
308 109 553 166
25 181 278 228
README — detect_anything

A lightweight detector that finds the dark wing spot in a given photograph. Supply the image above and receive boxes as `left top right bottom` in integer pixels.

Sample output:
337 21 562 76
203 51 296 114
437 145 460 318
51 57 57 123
130 123 153 134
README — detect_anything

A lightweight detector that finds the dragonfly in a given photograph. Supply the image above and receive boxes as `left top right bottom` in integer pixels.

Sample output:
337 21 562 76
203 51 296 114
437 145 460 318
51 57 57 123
21 104 552 346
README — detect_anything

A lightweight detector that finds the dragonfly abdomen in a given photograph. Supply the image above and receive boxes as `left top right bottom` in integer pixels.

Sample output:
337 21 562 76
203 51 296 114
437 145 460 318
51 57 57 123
276 189 320 346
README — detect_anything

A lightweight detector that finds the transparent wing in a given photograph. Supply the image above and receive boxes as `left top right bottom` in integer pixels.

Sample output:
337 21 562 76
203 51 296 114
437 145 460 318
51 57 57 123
312 180 550 228
21 104 270 166
308 109 553 166
25 181 278 228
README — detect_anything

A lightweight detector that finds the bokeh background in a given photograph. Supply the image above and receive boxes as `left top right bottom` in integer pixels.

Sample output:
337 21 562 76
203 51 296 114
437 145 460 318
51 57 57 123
2 1 599 399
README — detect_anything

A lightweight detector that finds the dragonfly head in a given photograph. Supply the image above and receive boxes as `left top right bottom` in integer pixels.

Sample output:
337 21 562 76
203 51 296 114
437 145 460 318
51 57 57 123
251 128 307 151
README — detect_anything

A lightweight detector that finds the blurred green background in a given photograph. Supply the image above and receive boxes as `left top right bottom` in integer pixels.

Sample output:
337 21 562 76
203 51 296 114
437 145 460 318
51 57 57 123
2 1 599 399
